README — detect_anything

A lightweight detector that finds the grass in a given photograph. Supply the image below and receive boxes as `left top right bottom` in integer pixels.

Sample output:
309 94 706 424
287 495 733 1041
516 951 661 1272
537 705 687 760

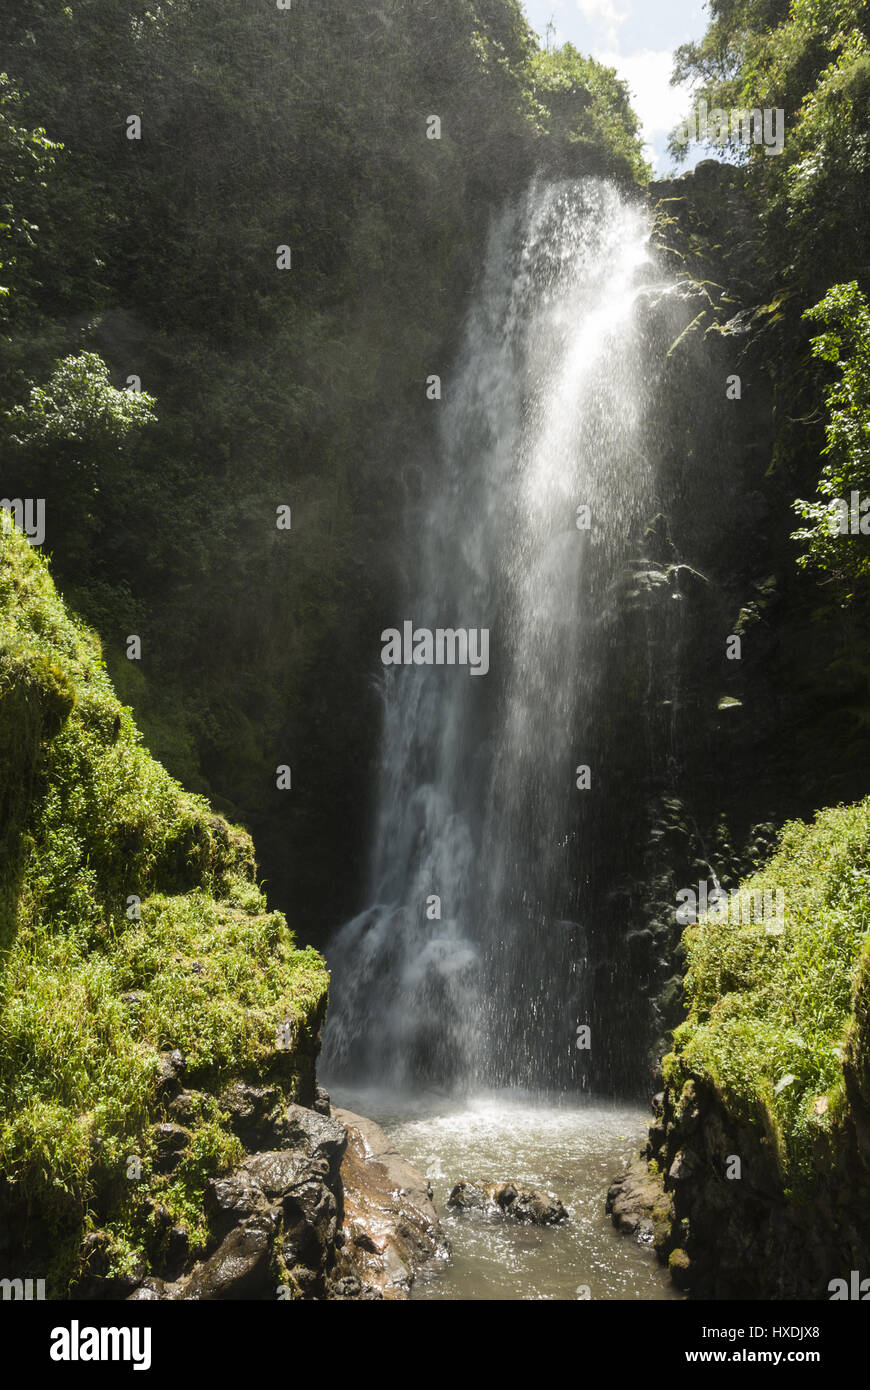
663 797 870 1191
0 523 329 1292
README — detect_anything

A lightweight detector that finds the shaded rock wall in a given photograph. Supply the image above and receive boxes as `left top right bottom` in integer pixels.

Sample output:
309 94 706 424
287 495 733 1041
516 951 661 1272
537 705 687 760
124 1094 441 1301
610 1070 870 1300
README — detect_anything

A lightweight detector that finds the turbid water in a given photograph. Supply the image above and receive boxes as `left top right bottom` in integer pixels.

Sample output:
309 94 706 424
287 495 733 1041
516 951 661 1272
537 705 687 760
332 1088 680 1301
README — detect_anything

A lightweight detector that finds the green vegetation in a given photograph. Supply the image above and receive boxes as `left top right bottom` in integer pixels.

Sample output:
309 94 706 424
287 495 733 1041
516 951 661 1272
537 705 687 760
0 521 328 1292
664 797 870 1189
792 282 870 584
669 0 870 581
648 0 870 1089
0 0 649 938
0 0 653 1297
528 43 650 179
5 0 869 1295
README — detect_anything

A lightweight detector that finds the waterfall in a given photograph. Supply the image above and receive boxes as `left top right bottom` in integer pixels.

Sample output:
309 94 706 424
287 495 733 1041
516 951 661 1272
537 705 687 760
324 177 667 1094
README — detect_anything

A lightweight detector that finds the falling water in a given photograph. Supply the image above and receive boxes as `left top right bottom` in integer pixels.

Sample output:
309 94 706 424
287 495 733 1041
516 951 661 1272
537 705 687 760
324 178 667 1094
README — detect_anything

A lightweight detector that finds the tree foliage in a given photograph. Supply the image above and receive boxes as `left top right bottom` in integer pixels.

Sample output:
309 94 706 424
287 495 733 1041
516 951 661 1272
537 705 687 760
792 282 870 583
0 0 648 934
669 0 870 607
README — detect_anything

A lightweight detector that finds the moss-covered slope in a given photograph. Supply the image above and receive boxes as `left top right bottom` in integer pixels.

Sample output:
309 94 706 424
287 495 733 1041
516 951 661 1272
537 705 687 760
650 798 870 1297
0 522 328 1294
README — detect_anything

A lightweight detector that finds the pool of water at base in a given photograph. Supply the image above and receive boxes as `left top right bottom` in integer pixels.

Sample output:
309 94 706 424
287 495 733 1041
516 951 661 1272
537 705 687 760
328 1088 681 1302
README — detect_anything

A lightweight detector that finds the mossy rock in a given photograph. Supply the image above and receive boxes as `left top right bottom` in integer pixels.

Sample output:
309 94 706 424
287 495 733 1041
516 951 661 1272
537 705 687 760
663 797 870 1190
0 524 329 1293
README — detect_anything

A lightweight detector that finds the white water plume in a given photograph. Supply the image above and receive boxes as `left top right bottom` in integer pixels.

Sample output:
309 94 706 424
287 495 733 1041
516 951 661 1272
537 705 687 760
324 178 670 1092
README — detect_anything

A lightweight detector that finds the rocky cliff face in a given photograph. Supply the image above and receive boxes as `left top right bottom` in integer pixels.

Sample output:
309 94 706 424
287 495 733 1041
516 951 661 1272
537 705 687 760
609 800 870 1300
332 1108 443 1298
123 1091 442 1301
0 522 440 1300
647 1076 870 1299
610 1073 870 1300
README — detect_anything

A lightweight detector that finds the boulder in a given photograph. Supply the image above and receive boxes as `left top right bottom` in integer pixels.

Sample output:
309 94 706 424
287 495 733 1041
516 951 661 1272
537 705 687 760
118 1100 440 1301
153 1122 190 1174
241 1149 310 1198
202 1146 343 1298
313 1084 332 1117
281 1170 339 1274
606 1159 672 1248
268 1104 347 1182
128 1277 168 1301
176 1215 277 1300
448 1179 568 1225
205 1168 269 1241
218 1086 346 1173
218 1081 281 1147
330 1107 442 1299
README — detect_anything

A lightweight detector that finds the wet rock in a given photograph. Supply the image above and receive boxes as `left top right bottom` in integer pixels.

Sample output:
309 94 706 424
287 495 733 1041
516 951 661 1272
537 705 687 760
446 1181 487 1213
611 1075 845 1298
218 1081 281 1147
153 1122 191 1173
202 1146 340 1298
286 1265 321 1299
218 1085 345 1168
128 1277 169 1301
448 1179 568 1225
332 1107 442 1300
313 1084 331 1117
176 1216 276 1300
241 1149 309 1198
195 1119 350 1300
282 1172 339 1271
115 1098 448 1302
205 1169 268 1240
606 1159 673 1249
269 1104 347 1181
328 1274 363 1300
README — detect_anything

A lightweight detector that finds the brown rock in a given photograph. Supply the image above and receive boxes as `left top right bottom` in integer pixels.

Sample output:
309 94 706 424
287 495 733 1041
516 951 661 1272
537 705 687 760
330 1107 442 1300
447 1179 568 1225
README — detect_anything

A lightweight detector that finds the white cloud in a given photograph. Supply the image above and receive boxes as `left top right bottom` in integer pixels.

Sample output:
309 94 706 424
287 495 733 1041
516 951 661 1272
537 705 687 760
595 47 693 167
576 0 629 48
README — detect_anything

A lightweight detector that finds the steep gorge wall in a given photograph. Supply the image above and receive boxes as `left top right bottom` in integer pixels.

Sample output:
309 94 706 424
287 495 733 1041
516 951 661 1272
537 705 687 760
603 159 870 1295
0 0 647 954
603 159 870 1089
610 801 870 1299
